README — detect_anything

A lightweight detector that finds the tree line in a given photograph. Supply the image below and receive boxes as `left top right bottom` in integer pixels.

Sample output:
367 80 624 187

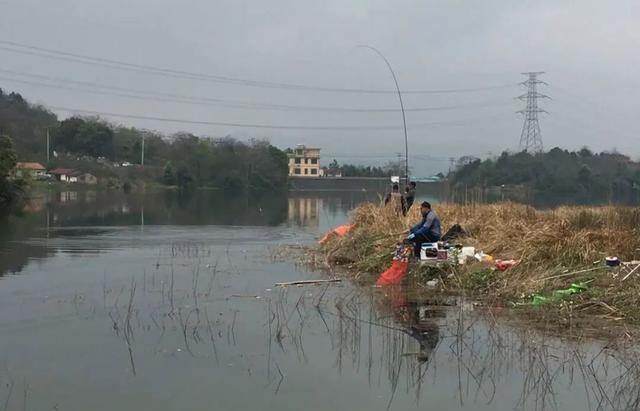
0 88 288 192
325 159 404 177
450 148 640 203
0 134 24 210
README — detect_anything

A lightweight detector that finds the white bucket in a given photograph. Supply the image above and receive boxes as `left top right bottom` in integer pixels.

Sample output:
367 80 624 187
459 246 475 265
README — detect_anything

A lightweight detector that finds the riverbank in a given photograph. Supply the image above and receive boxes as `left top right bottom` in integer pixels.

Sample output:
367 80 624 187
288 176 447 193
319 202 640 323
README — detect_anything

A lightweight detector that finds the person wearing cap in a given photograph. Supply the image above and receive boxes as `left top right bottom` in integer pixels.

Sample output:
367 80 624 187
406 201 441 257
384 184 408 216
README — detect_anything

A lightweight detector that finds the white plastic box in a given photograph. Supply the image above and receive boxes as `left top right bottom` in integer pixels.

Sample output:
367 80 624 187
420 243 439 261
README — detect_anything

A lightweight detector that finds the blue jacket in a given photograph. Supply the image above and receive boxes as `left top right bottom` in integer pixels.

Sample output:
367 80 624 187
410 210 441 240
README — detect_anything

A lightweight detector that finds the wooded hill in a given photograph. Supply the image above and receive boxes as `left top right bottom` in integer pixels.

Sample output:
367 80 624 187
0 88 288 191
450 148 640 203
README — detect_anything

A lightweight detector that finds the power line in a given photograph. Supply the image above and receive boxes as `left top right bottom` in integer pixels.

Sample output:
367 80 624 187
0 40 517 94
325 153 451 162
0 69 513 113
47 104 510 131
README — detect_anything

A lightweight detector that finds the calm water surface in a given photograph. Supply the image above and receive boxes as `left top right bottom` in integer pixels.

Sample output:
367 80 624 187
0 189 638 411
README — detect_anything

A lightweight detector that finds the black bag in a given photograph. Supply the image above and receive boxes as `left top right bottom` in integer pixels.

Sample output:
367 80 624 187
441 224 467 242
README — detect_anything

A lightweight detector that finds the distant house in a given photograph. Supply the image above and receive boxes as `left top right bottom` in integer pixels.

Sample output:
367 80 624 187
49 168 78 183
287 145 321 177
413 175 446 183
71 171 98 185
14 162 46 179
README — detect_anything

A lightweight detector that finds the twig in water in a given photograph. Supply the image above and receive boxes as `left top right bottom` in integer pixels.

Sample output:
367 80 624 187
231 310 238 345
169 262 175 316
21 380 27 411
274 362 285 395
192 262 200 306
206 258 219 297
204 308 219 364
102 271 108 310
314 283 331 308
275 279 341 287
3 377 14 411
178 309 195 356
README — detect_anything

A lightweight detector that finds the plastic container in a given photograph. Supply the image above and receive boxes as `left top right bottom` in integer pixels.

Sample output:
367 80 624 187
459 247 475 265
475 252 493 263
420 243 439 261
605 257 620 267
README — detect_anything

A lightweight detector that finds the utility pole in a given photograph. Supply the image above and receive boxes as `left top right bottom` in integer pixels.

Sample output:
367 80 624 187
46 127 50 163
517 72 548 153
141 135 145 166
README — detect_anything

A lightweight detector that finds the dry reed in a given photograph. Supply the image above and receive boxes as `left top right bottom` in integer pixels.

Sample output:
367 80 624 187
321 201 640 317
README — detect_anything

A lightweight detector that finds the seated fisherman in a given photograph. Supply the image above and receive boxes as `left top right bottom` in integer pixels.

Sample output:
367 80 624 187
406 201 441 257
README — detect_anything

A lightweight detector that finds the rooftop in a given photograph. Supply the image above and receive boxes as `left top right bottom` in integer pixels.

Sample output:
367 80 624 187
49 168 75 175
16 162 46 170
289 146 321 157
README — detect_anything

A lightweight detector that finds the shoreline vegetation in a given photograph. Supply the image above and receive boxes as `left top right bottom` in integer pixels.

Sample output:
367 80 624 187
449 149 640 206
319 201 640 326
0 89 289 195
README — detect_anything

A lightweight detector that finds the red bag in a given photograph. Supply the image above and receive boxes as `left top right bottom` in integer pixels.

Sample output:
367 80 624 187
376 260 409 286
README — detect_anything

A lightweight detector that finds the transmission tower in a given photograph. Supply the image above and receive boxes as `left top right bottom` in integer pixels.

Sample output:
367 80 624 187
517 72 548 152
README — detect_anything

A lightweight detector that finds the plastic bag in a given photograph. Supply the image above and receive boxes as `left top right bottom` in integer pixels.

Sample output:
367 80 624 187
530 280 592 305
319 224 354 245
495 259 519 271
376 261 409 286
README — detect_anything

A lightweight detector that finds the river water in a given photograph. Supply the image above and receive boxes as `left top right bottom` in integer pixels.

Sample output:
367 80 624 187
0 189 638 411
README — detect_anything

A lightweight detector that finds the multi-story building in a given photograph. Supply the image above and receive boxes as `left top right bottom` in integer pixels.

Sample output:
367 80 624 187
288 145 320 177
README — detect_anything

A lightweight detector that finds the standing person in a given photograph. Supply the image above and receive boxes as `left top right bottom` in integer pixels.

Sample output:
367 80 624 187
405 181 417 211
406 201 441 257
384 184 408 216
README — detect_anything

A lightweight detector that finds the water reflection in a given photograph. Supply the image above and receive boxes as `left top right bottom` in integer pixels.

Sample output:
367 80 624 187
288 197 322 227
269 284 640 411
59 190 78 203
0 195 638 410
0 189 398 278
379 287 443 364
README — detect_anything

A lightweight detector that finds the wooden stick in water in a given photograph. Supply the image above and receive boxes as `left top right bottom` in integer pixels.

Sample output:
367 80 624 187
275 279 342 287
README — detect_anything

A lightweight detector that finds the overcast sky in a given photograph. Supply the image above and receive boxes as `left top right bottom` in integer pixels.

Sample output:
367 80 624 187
1 0 639 175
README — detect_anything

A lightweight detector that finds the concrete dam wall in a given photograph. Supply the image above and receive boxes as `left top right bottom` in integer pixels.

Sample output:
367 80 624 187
289 177 447 196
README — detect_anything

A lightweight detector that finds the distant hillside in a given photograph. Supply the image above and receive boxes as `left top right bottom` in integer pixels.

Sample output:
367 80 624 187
0 89 57 160
0 88 288 191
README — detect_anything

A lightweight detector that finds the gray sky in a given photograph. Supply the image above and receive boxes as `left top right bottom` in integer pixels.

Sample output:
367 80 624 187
1 0 639 175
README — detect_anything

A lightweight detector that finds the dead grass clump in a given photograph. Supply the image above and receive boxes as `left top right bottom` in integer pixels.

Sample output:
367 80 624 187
321 201 640 297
